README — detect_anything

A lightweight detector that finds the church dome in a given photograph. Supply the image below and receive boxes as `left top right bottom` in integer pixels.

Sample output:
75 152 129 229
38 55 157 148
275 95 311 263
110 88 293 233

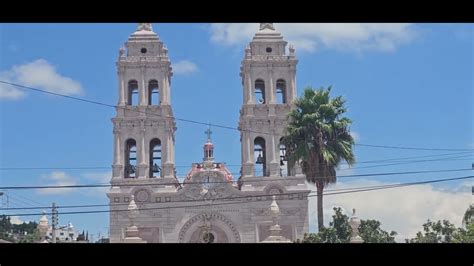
39 211 48 226
184 163 234 184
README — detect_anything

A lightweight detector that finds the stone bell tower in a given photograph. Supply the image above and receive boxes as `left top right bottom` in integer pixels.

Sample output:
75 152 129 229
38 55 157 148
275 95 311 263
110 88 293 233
111 23 177 183
238 23 301 179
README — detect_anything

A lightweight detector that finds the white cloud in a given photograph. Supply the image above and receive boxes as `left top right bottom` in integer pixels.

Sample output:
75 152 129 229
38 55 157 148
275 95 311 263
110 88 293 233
308 179 472 242
209 23 417 53
37 171 78 195
0 59 84 100
82 171 111 197
172 60 198 75
0 72 26 100
9 216 23 225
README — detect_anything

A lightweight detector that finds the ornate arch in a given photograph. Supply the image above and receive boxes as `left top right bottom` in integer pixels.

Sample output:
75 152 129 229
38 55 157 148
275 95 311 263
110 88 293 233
178 212 241 243
263 183 287 195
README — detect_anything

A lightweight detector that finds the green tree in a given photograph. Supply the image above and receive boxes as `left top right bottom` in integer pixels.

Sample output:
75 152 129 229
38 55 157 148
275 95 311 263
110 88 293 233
77 230 86 241
359 219 397 243
296 207 397 243
12 221 38 235
282 87 355 230
408 219 474 243
0 215 14 242
452 223 474 243
462 204 473 227
18 228 41 243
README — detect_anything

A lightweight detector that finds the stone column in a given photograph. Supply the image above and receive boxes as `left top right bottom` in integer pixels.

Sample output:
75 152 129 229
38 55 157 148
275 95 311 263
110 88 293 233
112 129 123 179
161 68 170 105
247 70 253 104
138 128 147 178
242 129 254 178
139 67 147 106
290 66 296 102
118 68 126 105
162 126 174 178
268 133 280 176
267 68 275 104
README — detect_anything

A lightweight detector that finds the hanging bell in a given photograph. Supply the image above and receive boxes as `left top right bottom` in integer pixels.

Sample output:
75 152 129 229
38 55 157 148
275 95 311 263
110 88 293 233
280 158 285 166
256 153 264 164
152 163 160 173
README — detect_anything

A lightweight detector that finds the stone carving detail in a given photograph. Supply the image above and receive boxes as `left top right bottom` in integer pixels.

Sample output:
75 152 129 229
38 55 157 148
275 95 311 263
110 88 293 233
181 172 234 201
135 189 150 202
250 208 271 216
178 212 241 243
250 207 300 217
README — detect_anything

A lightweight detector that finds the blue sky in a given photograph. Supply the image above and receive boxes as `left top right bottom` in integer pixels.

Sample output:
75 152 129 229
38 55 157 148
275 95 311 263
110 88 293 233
0 23 472 242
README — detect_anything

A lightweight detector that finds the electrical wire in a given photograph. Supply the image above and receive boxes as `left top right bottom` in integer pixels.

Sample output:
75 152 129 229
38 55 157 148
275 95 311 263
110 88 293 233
1 80 472 152
4 175 472 217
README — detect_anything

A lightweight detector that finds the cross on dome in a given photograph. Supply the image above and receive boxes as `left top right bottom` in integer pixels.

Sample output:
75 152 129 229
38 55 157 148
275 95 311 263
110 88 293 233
205 124 212 142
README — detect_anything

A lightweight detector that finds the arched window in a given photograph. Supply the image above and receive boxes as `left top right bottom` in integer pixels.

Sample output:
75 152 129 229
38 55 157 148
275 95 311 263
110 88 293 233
127 80 139 106
149 138 162 178
279 138 288 177
255 79 265 104
254 137 267 176
125 139 137 178
148 80 159 106
276 79 286 104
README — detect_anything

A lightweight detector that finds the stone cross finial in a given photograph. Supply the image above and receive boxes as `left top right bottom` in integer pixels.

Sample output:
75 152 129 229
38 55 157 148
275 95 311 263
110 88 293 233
289 44 295 55
137 23 153 32
260 23 275 31
269 195 280 224
260 195 291 243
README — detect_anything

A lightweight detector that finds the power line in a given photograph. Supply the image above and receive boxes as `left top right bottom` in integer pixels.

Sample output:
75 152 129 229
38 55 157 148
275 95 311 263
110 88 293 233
340 154 473 171
4 175 473 217
0 151 471 171
355 143 474 152
0 167 471 190
7 190 46 206
1 80 472 152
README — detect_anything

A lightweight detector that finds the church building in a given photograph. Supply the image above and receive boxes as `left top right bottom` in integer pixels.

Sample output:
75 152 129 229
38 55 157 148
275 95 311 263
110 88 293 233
107 23 310 243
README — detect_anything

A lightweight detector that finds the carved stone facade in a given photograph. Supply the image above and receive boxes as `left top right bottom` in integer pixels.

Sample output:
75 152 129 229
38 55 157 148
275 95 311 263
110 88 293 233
108 23 309 243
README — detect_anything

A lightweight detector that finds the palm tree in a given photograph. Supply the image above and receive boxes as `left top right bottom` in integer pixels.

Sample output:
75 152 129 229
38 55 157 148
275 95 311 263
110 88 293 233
282 86 355 230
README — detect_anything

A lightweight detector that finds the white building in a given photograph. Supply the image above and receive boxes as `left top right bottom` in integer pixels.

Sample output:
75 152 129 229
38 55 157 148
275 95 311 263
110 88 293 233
37 212 79 242
107 23 310 243
46 222 79 243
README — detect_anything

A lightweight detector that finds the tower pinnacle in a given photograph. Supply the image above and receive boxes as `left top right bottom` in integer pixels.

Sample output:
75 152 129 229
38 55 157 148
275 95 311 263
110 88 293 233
203 124 214 162
259 23 275 31
137 23 153 32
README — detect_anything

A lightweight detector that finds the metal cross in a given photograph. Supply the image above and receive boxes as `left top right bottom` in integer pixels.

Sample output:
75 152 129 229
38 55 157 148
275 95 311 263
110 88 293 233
205 124 212 141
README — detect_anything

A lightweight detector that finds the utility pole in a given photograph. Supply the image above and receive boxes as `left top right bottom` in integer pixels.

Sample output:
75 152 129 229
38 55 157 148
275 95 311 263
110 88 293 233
51 202 58 243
